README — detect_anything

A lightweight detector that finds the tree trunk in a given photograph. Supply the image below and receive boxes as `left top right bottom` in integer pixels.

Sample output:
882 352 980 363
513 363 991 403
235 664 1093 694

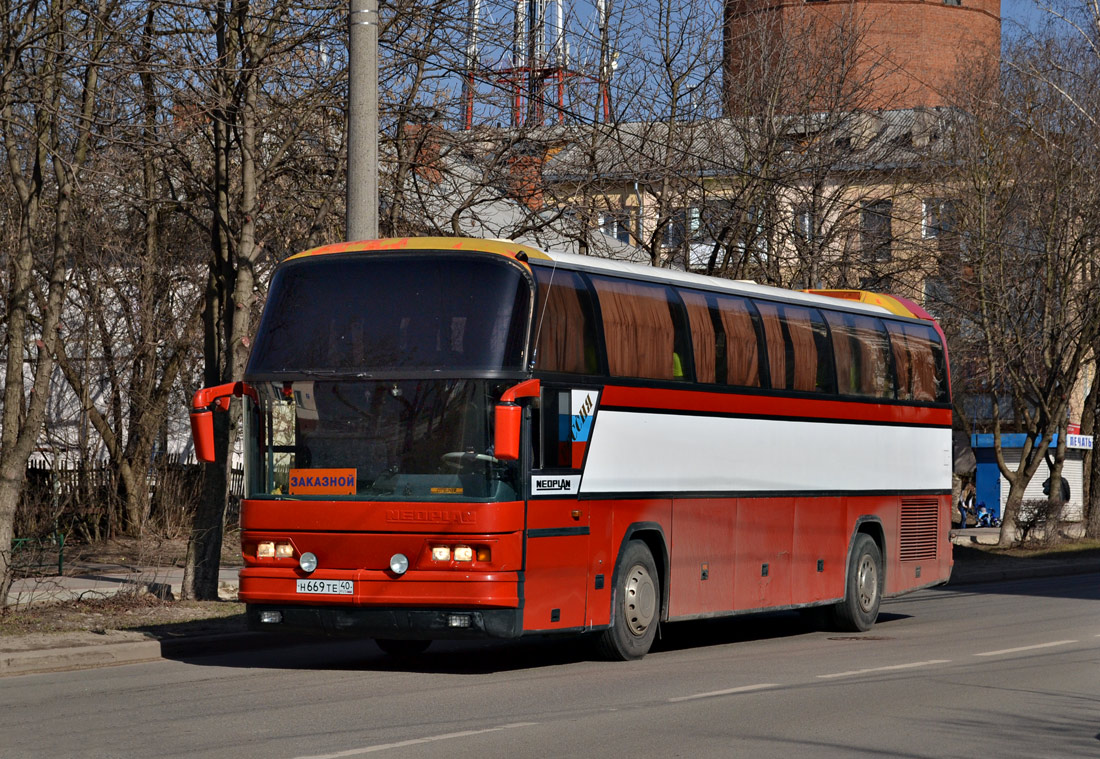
183 410 229 600
0 465 22 606
1088 425 1100 538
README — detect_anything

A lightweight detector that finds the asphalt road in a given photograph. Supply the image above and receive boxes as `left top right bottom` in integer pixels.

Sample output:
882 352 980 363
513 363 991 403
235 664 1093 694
4 573 1098 759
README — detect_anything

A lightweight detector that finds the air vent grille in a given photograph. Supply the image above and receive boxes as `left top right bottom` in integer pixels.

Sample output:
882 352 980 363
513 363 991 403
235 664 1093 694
900 498 939 561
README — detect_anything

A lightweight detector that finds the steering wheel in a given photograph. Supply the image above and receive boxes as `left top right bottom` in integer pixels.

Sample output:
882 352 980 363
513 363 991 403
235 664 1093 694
441 451 499 470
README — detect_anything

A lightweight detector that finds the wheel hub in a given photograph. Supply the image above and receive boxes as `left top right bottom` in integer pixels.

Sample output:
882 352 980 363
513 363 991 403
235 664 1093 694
624 564 656 637
856 554 879 613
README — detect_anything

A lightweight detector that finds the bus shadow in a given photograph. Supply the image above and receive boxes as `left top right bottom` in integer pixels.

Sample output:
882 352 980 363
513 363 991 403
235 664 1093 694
934 568 1100 601
166 608 913 674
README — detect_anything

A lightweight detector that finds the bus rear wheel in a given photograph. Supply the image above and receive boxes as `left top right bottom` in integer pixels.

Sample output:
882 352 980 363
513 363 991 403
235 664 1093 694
375 638 432 657
830 533 883 632
598 540 659 661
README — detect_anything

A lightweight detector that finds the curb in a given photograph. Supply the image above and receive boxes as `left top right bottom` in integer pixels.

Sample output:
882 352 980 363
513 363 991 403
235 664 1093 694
1 637 164 677
947 557 1100 586
0 631 302 678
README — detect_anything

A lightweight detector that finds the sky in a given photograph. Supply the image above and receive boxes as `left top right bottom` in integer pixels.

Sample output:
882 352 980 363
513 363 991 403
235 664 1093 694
1002 0 1046 33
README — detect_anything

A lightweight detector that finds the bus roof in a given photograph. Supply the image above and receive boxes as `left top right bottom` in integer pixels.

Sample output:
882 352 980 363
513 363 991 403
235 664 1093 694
288 237 927 322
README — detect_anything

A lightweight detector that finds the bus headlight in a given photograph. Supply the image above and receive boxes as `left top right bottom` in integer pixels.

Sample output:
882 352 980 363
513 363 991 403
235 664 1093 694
431 545 452 562
299 552 318 573
453 545 474 562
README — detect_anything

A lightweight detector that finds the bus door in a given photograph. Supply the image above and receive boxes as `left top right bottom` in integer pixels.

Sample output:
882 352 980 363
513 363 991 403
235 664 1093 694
521 385 597 633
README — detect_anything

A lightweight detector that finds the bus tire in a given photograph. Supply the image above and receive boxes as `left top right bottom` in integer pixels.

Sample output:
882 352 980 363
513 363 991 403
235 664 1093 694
598 540 659 661
375 638 432 657
831 533 883 632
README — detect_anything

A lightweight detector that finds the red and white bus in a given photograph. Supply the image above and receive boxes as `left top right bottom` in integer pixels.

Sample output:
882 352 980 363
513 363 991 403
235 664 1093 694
190 237 953 659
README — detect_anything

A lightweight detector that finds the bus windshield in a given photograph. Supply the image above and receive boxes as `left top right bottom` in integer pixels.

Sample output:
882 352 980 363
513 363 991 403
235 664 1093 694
247 378 521 502
247 253 531 377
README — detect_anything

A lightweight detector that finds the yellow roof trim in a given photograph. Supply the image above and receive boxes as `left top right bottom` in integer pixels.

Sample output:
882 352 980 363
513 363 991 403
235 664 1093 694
803 289 918 318
284 237 552 265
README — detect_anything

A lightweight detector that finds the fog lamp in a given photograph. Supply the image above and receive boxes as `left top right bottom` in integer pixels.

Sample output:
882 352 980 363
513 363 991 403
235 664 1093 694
448 614 471 628
390 553 409 575
275 542 294 559
299 551 318 573
257 541 275 558
431 545 452 562
259 610 283 624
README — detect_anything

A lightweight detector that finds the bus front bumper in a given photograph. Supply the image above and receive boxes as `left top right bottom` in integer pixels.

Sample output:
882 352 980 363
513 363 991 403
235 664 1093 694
246 604 523 639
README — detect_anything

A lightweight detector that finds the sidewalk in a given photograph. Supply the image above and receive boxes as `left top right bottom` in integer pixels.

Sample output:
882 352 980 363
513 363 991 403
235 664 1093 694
3 562 250 678
949 527 1000 545
8 563 241 606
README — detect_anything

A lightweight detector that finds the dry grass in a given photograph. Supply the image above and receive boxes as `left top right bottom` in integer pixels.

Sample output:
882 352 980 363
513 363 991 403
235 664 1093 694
0 596 246 639
2 531 246 640
959 538 1100 560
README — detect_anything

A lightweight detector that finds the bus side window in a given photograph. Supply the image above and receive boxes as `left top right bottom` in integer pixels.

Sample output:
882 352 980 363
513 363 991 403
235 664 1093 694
886 321 946 402
591 276 685 381
532 267 599 374
539 389 577 469
714 293 765 388
824 311 896 399
679 289 717 383
756 302 834 393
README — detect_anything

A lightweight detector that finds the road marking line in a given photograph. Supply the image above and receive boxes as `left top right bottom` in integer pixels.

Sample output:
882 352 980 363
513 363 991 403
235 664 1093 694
668 683 780 702
291 723 537 759
975 640 1077 657
817 660 950 679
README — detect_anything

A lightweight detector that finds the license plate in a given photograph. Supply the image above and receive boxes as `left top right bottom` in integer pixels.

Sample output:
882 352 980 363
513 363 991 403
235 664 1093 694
296 579 353 595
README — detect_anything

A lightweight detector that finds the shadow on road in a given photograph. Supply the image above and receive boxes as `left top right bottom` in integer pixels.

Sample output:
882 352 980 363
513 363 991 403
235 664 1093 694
935 567 1100 601
164 606 917 675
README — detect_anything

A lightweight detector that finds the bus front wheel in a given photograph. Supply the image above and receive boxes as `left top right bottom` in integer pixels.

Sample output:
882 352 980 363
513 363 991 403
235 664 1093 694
598 540 659 661
831 533 883 632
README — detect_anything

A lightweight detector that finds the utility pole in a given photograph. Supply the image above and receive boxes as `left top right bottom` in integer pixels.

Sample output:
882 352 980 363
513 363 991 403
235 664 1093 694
347 0 379 240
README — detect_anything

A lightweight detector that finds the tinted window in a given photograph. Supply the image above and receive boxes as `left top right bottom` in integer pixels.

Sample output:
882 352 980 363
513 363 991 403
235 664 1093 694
679 290 717 382
824 311 896 398
591 276 688 380
679 289 764 388
715 294 765 388
532 267 598 374
755 302 834 393
247 255 531 376
885 321 949 402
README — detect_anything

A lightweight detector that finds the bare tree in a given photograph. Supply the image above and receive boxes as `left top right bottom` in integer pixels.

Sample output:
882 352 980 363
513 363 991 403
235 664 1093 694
1020 0 1100 538
934 36 1100 545
169 0 345 599
0 0 117 606
50 4 208 538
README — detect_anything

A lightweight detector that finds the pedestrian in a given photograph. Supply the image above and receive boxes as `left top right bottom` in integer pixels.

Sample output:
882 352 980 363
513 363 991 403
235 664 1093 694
1041 475 1070 504
957 482 975 529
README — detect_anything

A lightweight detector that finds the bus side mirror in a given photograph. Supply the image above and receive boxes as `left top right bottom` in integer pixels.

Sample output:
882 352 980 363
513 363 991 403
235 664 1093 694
190 381 256 464
191 409 216 463
494 378 540 462
494 403 522 461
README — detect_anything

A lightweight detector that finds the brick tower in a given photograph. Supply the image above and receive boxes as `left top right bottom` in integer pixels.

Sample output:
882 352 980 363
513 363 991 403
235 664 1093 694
724 0 1001 111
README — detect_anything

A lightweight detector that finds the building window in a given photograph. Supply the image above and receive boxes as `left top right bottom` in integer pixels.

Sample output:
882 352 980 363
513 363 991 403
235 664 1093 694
793 204 815 242
922 198 955 238
665 206 700 249
598 211 633 245
943 0 961 6
860 199 892 261
697 199 734 245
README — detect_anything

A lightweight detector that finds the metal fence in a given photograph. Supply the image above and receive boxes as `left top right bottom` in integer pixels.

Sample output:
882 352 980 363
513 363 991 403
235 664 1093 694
19 457 244 542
